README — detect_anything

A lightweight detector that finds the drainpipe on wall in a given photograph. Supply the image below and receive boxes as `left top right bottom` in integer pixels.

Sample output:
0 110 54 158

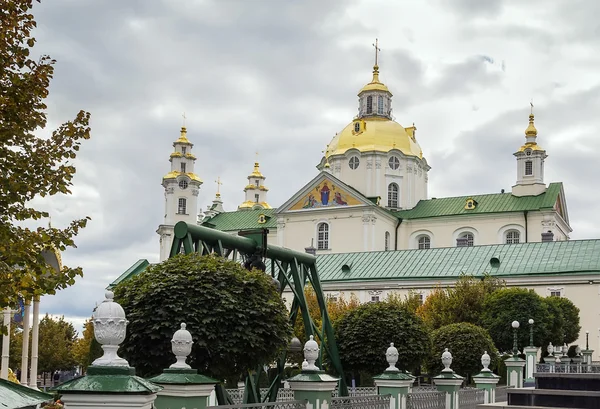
394 218 403 250
524 210 528 243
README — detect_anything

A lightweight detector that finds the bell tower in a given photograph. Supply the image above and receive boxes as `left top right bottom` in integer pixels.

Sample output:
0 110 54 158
512 105 548 197
238 159 272 210
157 125 203 261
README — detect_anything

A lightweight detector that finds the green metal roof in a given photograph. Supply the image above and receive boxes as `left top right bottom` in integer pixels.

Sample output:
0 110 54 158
202 208 278 231
107 259 149 290
0 378 53 409
315 239 600 283
395 183 562 220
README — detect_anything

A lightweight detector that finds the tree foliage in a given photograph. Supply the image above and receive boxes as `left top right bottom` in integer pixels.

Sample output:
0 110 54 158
113 253 292 381
71 318 100 371
543 297 581 345
417 275 504 330
334 301 430 375
481 288 552 352
427 323 499 379
0 0 91 314
38 314 77 373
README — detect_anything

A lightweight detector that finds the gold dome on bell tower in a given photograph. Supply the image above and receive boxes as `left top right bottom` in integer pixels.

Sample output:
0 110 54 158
324 39 424 159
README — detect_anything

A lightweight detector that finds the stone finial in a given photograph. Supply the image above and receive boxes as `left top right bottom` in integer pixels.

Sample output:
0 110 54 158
481 351 491 372
92 291 129 366
576 346 582 356
547 343 554 356
303 335 320 371
441 348 453 373
170 323 193 369
302 359 309 370
385 343 400 372
562 343 568 356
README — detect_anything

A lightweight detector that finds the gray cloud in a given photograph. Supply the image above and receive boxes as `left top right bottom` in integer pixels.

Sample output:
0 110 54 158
22 0 600 326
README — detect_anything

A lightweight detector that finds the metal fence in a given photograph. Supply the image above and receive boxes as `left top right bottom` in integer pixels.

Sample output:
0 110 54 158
495 386 509 402
536 363 600 373
457 388 484 409
412 385 438 393
330 394 390 409
208 400 307 409
332 387 378 398
225 389 297 404
406 390 446 409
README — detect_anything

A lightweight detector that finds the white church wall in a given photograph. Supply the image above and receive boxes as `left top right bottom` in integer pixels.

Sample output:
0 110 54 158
282 275 600 357
398 210 567 249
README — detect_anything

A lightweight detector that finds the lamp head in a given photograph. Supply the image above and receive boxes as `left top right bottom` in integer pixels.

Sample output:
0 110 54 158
512 320 520 329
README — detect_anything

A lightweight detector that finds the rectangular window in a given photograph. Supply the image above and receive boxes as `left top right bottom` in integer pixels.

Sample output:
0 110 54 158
377 95 384 115
366 96 373 114
181 162 186 173
182 147 187 155
177 198 187 214
525 161 533 176
370 296 380 303
255 179 260 186
550 290 561 297
255 193 259 203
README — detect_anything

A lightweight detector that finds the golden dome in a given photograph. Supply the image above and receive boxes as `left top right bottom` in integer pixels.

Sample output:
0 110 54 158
359 65 391 94
238 200 272 210
163 170 202 183
249 162 265 178
525 114 537 137
175 127 192 144
327 117 423 157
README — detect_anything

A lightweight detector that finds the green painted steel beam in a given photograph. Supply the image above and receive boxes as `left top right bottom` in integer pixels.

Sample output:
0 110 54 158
173 221 316 264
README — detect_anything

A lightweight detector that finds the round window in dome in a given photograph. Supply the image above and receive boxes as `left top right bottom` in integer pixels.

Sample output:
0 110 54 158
388 156 400 170
349 156 360 170
179 180 188 190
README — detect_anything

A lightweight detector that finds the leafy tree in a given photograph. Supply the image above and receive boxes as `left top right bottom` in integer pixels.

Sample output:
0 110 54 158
481 288 552 353
417 275 504 330
0 0 91 316
113 253 292 383
38 314 77 374
543 297 581 345
541 297 565 347
334 301 430 375
427 323 499 381
71 318 100 371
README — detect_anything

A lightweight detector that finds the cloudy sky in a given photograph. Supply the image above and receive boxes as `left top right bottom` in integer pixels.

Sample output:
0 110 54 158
27 0 600 333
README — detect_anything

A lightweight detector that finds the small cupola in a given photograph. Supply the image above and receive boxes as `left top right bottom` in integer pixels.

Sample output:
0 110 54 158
357 39 393 119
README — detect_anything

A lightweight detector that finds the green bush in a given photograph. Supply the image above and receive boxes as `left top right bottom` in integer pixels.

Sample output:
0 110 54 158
427 323 499 381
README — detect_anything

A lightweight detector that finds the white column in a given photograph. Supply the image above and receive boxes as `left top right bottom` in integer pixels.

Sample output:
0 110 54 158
20 300 31 385
29 297 40 389
1 307 11 380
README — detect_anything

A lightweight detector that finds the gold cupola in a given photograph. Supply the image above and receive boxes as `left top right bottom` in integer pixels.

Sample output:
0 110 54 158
239 159 272 210
323 40 424 160
517 105 544 153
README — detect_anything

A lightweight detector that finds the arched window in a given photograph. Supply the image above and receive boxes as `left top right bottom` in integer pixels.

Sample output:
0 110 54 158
384 231 390 251
457 233 474 247
377 95 384 114
387 183 399 208
177 198 187 214
418 235 431 249
505 230 520 244
366 96 373 114
317 223 329 250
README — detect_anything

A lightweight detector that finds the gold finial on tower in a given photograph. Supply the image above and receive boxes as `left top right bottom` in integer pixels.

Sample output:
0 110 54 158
215 176 222 197
525 100 537 137
322 144 331 169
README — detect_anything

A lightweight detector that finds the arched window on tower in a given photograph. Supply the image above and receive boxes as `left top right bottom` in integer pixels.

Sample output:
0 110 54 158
178 198 187 214
377 95 384 115
505 230 520 244
384 231 390 251
387 183 399 208
317 222 329 250
418 235 431 249
366 96 373 114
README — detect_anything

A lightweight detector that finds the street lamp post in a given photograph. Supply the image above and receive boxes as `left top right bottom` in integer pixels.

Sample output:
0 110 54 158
512 321 520 356
528 319 534 347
